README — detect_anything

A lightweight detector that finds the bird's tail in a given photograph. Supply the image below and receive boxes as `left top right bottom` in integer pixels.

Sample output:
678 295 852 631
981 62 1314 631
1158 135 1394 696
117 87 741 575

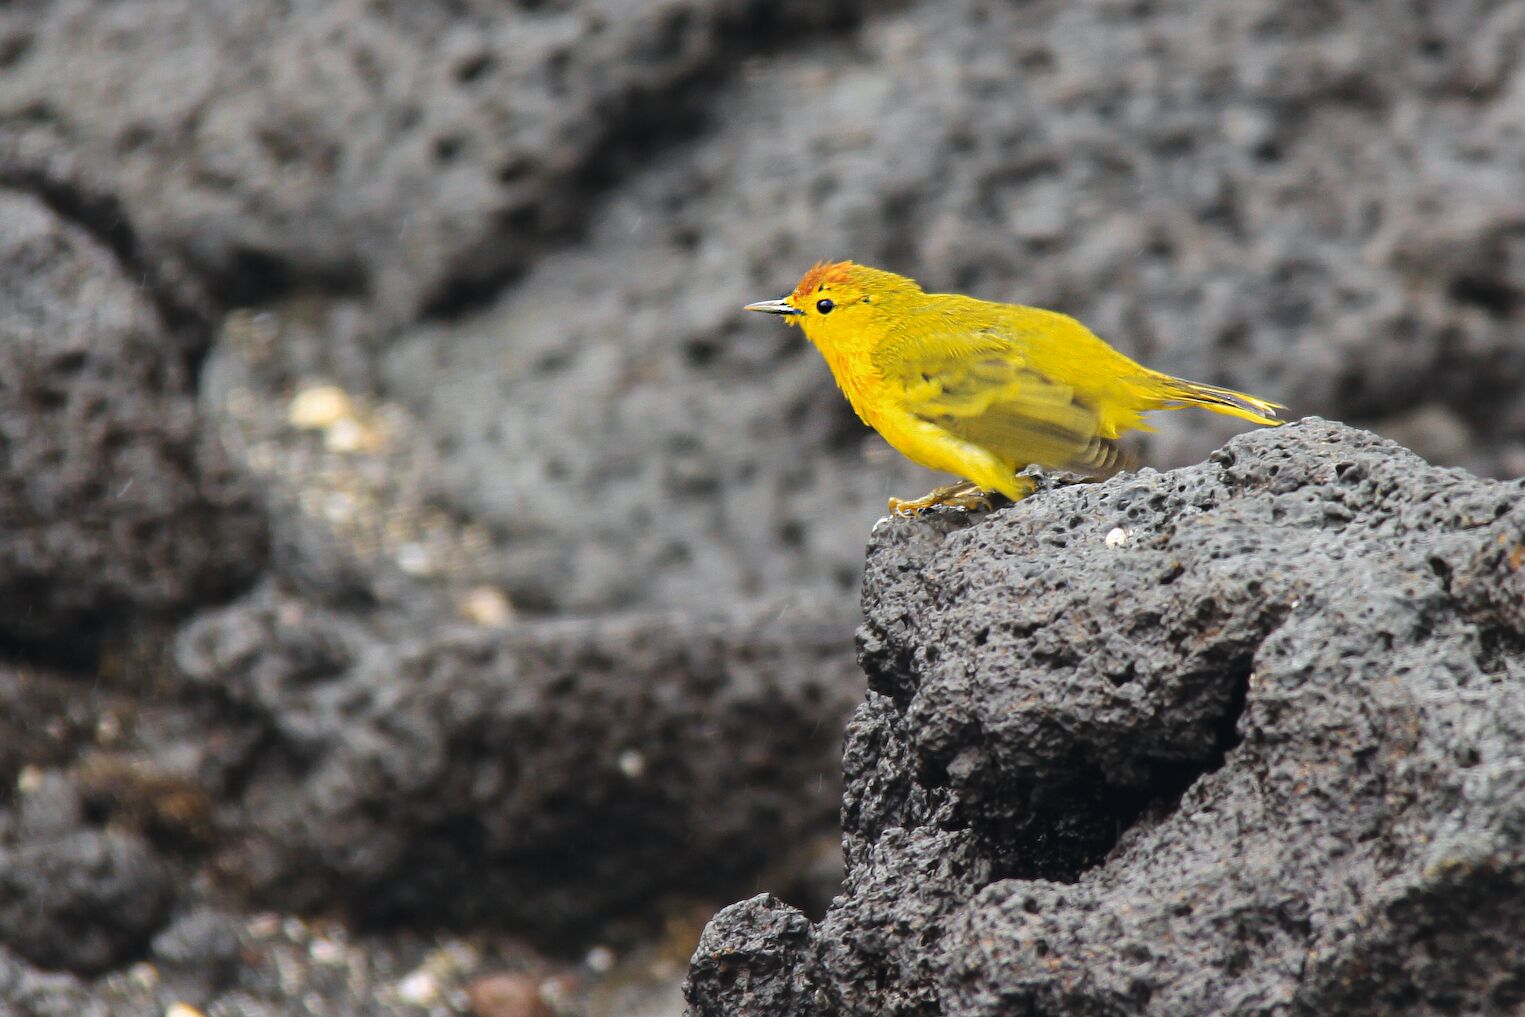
1151 375 1285 427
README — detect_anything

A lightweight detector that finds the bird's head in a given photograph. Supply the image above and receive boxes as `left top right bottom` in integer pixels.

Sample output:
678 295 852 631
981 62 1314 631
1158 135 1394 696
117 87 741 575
744 261 921 349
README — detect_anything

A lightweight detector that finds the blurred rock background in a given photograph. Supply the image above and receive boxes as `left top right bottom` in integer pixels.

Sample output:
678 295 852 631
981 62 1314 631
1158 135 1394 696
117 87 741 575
0 0 1520 1014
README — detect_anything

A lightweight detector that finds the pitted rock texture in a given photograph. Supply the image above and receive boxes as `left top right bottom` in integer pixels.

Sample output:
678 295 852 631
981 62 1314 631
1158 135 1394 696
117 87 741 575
687 419 1525 1017
8 0 1525 629
171 591 861 939
372 0 1525 620
687 895 819 1017
0 0 869 320
0 830 174 974
0 190 264 651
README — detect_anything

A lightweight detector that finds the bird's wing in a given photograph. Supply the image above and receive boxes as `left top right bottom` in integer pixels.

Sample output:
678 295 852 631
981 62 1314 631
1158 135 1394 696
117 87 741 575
881 328 1127 476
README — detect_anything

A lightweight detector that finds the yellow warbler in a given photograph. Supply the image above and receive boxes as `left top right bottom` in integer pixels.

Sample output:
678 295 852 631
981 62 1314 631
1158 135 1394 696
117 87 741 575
745 261 1284 514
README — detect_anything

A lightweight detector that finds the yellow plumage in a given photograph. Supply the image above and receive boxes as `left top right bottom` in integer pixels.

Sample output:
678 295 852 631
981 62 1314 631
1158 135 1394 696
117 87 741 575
745 261 1284 513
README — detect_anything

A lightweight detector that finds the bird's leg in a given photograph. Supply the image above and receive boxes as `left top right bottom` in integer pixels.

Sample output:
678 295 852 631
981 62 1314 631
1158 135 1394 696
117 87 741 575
939 488 996 511
888 480 992 515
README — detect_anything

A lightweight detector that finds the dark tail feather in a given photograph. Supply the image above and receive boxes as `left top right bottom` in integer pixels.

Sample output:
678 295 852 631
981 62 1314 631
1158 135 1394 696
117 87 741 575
1066 433 1137 479
1155 377 1285 427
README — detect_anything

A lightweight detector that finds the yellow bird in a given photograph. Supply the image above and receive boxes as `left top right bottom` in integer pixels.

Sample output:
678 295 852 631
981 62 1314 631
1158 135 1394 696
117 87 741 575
745 261 1284 514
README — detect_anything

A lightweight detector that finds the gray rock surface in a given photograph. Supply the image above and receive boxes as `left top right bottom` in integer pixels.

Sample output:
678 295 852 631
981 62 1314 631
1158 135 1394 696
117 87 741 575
0 663 107 786
687 895 819 1017
8 0 1524 629
0 0 869 321
0 914 575 1017
0 190 265 651
148 908 245 1005
687 418 1525 1016
170 590 861 938
370 0 1525 621
0 830 174 974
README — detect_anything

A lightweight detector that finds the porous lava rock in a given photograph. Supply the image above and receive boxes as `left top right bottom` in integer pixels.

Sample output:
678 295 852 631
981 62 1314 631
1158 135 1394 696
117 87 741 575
0 829 174 975
0 0 869 319
171 593 861 939
687 418 1525 1016
373 0 1525 622
0 190 264 652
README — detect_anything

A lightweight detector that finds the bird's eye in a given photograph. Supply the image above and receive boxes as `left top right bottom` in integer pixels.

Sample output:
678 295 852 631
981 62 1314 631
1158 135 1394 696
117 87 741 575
816 298 835 314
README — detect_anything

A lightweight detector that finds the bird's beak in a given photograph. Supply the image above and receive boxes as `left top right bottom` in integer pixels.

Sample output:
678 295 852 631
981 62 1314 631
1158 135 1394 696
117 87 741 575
743 297 803 316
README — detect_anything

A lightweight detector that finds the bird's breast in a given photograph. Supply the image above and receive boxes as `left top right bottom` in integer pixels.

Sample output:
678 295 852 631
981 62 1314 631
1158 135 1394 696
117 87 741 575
816 345 883 419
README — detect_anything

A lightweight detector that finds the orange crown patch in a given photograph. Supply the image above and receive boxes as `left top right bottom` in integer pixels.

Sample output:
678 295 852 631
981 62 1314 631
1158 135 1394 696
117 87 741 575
791 260 859 302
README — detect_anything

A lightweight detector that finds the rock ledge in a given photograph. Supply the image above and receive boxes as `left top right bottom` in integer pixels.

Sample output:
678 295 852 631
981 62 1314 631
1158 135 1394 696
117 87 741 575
688 418 1525 1017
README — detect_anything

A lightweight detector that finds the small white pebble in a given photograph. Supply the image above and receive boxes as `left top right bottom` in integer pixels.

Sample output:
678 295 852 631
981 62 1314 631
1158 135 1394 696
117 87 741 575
309 937 345 966
395 543 435 576
1105 527 1130 548
428 940 479 974
323 417 370 454
247 913 282 938
618 750 647 780
129 962 160 990
16 765 44 793
164 1002 203 1017
288 385 353 430
96 713 123 744
585 945 616 973
397 968 440 1007
460 586 513 627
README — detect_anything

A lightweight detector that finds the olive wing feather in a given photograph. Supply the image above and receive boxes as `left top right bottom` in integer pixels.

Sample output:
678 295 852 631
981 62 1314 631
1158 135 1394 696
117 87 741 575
878 329 1127 476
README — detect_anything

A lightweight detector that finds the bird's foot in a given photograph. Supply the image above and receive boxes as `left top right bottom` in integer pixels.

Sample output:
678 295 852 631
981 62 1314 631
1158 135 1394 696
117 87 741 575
888 480 992 516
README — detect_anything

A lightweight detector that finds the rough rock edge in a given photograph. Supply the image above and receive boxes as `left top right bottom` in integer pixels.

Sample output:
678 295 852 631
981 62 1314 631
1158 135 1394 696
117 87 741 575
686 419 1525 1017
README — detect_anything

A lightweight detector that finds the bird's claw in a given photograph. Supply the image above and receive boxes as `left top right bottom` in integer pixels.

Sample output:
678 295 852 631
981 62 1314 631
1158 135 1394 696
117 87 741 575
888 481 992 516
